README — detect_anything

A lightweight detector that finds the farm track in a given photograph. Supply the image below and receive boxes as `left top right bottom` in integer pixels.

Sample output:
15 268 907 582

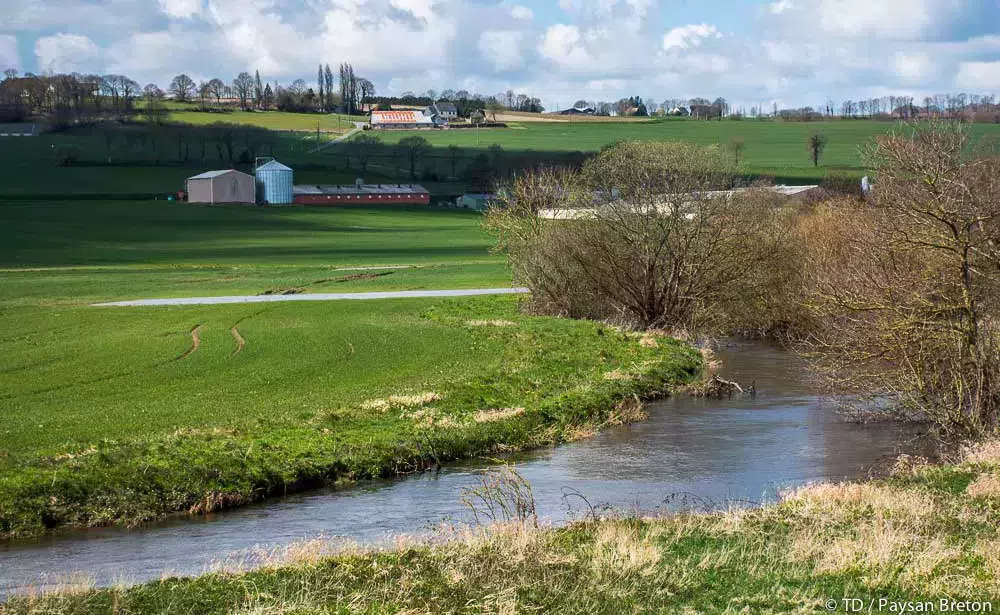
229 327 245 356
176 325 202 361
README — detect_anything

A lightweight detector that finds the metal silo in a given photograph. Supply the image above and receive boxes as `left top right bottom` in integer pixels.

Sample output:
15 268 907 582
255 159 294 205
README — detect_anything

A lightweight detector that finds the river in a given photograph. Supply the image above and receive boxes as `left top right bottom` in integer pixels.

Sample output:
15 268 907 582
0 342 927 599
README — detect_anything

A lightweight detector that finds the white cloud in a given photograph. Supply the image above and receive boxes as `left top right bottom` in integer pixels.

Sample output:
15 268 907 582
891 51 933 82
34 33 102 73
662 24 721 51
955 61 1000 89
508 4 533 20
769 0 794 14
390 0 435 21
817 0 933 39
157 0 202 19
586 78 626 91
478 30 525 72
0 36 18 70
538 24 593 70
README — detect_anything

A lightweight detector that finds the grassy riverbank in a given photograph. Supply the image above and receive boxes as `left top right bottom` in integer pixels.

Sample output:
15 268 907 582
7 442 999 613
0 296 700 538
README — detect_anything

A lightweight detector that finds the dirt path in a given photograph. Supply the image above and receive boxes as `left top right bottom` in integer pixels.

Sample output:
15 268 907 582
176 325 202 360
95 288 530 307
311 122 367 153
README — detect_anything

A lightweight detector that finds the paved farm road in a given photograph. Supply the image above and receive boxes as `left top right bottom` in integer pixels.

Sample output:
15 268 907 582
95 288 530 307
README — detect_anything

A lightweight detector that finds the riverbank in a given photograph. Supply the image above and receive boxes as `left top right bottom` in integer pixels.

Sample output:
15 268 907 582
6 441 998 613
0 296 701 539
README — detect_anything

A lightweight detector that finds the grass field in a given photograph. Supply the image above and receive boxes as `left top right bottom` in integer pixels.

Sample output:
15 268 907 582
8 443 1000 614
5 116 999 199
167 108 367 133
376 119 1000 181
0 200 701 538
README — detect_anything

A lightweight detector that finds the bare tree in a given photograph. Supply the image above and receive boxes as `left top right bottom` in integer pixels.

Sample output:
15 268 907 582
253 70 263 109
807 132 827 167
447 144 462 179
233 72 254 111
485 141 794 331
169 74 196 102
398 135 431 179
728 136 745 166
358 78 375 112
348 134 382 174
317 64 325 112
799 121 1000 436
207 78 225 106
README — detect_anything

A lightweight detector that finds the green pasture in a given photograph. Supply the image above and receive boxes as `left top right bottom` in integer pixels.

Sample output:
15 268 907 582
0 201 497 269
376 119 1000 181
166 108 367 133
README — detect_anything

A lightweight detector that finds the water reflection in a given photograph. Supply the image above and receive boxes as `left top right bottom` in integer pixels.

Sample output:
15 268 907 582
0 342 925 599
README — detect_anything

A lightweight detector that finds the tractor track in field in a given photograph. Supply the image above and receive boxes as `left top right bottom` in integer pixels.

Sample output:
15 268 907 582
175 325 202 361
228 310 267 357
229 327 245 356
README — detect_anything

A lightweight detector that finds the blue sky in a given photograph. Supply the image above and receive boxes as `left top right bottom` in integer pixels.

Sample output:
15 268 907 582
3 0 1000 111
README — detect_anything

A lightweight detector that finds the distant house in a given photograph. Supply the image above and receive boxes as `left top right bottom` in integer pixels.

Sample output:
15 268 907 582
0 122 37 136
371 109 443 129
669 106 690 117
431 102 458 120
559 106 595 115
186 169 256 204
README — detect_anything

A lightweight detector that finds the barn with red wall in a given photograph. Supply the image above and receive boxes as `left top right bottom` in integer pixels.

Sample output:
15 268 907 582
293 183 431 205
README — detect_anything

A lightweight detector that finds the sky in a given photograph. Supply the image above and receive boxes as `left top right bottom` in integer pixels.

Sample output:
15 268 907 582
3 0 1000 111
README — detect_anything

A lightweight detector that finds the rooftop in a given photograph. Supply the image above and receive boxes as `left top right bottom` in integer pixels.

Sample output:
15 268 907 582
187 169 246 180
255 160 292 172
293 183 430 195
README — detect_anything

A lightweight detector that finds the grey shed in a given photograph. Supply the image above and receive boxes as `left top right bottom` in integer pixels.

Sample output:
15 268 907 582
186 170 256 204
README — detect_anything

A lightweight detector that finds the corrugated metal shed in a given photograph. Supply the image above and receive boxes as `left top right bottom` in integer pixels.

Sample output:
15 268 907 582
188 170 236 180
186 169 256 204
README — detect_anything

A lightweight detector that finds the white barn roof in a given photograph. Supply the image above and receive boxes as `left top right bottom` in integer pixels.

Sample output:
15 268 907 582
187 169 247 180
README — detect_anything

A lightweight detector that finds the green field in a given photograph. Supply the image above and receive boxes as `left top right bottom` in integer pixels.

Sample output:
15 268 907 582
8 445 1000 614
6 116 999 201
376 119 1000 181
167 108 367 133
0 200 701 537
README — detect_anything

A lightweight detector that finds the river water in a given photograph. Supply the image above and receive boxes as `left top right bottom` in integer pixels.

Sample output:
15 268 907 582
0 342 927 599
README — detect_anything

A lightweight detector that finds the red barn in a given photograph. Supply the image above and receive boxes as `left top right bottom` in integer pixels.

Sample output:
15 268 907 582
293 183 430 205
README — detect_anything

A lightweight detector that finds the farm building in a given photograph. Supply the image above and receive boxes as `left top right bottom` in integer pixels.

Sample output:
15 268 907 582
186 170 256 204
430 102 458 120
370 109 443 129
0 123 37 136
293 181 430 205
255 159 294 205
558 106 595 115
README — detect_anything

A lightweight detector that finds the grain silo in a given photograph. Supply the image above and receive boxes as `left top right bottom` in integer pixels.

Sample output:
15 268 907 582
255 159 294 205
